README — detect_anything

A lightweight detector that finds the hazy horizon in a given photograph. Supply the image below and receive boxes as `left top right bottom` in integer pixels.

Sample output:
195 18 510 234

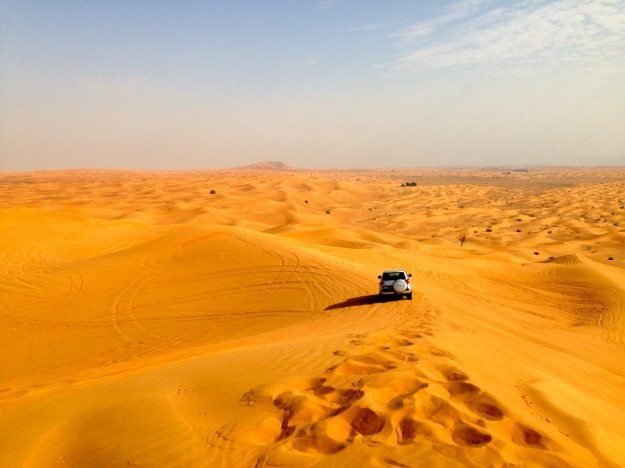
5 162 625 175
2 0 624 171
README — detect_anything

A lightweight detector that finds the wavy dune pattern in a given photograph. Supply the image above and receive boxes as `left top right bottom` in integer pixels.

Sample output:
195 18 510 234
1 168 624 466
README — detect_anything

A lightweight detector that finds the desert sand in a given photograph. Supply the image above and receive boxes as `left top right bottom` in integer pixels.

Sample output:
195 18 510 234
1 167 624 467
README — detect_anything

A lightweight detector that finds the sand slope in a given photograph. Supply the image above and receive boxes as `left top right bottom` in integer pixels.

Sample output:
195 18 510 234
1 168 624 466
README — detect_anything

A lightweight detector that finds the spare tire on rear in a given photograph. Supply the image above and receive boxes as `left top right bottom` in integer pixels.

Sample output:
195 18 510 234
393 279 407 293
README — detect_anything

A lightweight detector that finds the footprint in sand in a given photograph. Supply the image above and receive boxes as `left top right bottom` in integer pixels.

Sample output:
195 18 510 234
514 422 547 449
447 381 481 399
309 383 334 396
396 416 434 444
349 407 385 435
437 365 469 382
292 424 347 454
469 394 505 421
328 389 365 416
452 422 492 446
394 338 414 347
400 331 422 340
237 330 557 465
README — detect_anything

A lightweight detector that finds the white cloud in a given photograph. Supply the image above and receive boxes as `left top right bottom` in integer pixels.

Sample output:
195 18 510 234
403 0 492 38
390 0 625 72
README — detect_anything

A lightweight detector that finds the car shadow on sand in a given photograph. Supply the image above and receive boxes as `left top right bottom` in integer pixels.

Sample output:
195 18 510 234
324 294 402 311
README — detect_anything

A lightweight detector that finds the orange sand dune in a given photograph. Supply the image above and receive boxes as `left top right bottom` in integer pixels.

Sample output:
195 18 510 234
1 168 624 466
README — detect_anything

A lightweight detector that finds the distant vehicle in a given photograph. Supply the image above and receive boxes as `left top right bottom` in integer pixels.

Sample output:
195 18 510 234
378 269 412 300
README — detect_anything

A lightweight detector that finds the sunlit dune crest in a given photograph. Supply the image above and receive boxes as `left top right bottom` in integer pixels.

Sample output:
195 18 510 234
1 167 624 466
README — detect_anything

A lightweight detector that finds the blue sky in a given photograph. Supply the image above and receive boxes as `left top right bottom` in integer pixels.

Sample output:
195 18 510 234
1 0 624 170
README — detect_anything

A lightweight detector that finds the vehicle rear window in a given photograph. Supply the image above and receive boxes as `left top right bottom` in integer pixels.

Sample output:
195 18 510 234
382 272 406 280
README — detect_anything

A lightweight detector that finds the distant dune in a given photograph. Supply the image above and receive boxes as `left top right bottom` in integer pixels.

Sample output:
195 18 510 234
235 160 296 170
0 167 624 466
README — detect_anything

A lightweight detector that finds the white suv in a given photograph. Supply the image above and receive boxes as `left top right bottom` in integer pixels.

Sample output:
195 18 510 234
378 269 413 300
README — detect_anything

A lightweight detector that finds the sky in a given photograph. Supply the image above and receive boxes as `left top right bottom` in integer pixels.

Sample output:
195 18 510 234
1 0 624 170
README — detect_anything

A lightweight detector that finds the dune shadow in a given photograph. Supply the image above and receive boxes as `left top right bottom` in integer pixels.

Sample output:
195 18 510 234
325 294 399 311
